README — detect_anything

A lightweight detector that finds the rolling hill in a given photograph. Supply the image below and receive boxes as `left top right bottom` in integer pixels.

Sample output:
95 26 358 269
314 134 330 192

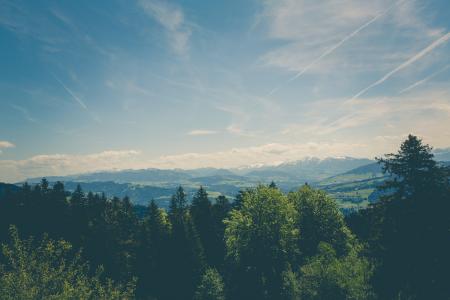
19 152 449 210
21 157 375 208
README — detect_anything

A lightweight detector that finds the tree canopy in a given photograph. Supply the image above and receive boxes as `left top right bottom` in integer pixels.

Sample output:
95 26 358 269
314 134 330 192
0 134 448 299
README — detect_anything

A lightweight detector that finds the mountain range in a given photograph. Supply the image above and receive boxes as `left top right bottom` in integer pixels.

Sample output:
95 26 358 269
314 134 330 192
20 149 450 210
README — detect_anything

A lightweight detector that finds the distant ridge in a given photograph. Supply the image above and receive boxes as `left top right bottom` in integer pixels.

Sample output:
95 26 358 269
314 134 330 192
18 152 449 209
25 156 374 184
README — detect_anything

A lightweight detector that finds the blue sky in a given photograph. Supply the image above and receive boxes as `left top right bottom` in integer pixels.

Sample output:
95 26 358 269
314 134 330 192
1 0 450 182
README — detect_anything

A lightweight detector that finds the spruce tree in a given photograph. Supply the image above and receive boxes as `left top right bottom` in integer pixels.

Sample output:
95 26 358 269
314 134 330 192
169 186 188 222
136 200 171 299
369 135 450 299
167 187 206 299
211 195 231 268
190 186 215 265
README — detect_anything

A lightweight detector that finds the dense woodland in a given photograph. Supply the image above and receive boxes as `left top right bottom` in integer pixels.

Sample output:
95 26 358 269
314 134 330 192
0 135 448 300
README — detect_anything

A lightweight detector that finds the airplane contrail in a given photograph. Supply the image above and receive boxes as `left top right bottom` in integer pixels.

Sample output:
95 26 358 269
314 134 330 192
268 1 404 96
52 75 88 110
399 64 450 94
350 32 450 100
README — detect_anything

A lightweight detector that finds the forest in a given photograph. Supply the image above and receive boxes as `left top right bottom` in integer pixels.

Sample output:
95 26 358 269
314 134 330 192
0 135 448 300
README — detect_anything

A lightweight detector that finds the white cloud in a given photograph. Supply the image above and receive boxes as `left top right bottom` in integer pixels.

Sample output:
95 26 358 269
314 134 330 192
351 32 450 99
0 150 142 182
0 141 15 149
0 141 15 154
259 0 445 77
280 88 450 138
0 144 371 182
138 0 192 56
268 1 401 95
226 124 257 137
187 130 218 136
399 64 450 94
152 142 370 170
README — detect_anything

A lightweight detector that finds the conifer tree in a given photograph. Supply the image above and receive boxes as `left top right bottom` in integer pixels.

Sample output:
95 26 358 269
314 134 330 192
211 195 231 268
136 200 171 299
369 134 450 299
169 186 188 222
168 187 206 299
191 186 215 265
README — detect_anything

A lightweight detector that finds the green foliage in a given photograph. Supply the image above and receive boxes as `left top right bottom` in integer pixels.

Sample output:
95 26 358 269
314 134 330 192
1 135 448 299
280 266 301 300
210 195 232 268
136 200 171 299
225 185 298 263
225 185 299 298
191 187 216 265
289 185 355 259
169 186 188 221
377 134 442 193
194 268 226 300
168 186 206 299
299 243 373 300
349 134 450 299
0 226 135 300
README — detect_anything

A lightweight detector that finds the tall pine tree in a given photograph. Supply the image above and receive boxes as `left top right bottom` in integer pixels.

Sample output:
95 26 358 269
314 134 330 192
190 187 215 266
168 186 206 300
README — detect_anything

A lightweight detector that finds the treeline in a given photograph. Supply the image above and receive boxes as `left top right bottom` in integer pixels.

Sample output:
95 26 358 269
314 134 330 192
0 135 448 299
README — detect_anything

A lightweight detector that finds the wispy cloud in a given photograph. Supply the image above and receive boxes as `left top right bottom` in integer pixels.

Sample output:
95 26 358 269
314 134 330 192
53 76 88 110
153 142 369 169
52 75 101 123
0 141 15 149
399 64 450 94
225 124 258 138
0 141 15 155
187 129 218 136
268 1 402 95
260 0 444 83
323 89 450 135
138 0 192 56
351 32 450 100
10 104 36 123
0 143 367 181
0 150 142 182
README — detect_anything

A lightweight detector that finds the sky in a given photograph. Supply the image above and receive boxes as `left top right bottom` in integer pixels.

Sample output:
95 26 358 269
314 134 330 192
1 0 450 182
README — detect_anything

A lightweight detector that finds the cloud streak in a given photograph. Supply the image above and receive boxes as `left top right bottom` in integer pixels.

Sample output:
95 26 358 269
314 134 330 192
52 75 101 123
0 150 142 182
138 0 192 56
0 143 372 182
268 1 403 95
319 89 450 136
187 130 218 136
154 142 369 170
10 104 36 123
351 32 450 100
399 64 450 94
53 76 88 110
